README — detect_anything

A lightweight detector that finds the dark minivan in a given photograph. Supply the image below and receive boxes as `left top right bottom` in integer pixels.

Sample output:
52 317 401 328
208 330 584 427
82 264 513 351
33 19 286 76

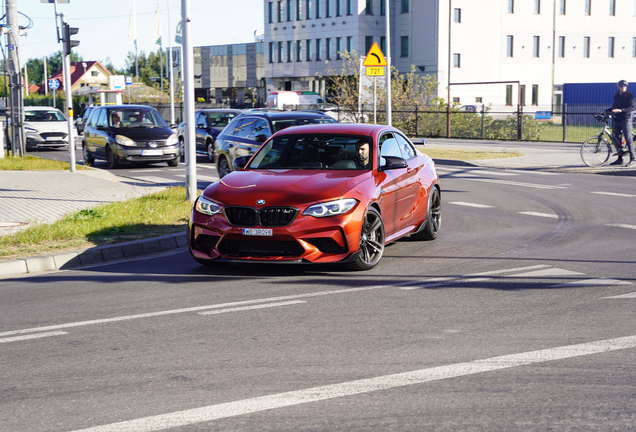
82 105 179 169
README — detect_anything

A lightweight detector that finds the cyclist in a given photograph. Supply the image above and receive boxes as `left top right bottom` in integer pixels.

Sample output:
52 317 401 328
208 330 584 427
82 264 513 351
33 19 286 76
606 80 636 167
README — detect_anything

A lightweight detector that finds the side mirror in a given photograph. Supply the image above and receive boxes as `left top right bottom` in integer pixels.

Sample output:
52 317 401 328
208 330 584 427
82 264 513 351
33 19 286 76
197 123 206 129
380 156 408 170
233 155 251 170
254 134 268 143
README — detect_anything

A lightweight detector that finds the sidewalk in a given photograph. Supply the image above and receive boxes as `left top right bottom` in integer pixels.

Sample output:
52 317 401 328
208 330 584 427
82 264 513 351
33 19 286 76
1 140 635 278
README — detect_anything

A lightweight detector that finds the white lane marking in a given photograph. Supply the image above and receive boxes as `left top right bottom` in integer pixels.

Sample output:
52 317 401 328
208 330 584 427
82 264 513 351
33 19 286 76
0 331 67 344
0 286 390 338
549 278 633 288
68 335 636 432
196 165 217 170
604 292 636 299
518 211 559 219
606 224 636 230
592 192 636 198
466 178 566 190
449 202 494 208
400 265 550 290
199 301 305 315
126 169 164 173
127 176 182 185
174 174 218 182
508 268 583 278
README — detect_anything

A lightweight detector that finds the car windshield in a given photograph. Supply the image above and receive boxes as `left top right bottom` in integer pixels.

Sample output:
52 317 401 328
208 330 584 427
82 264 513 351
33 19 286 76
25 110 65 122
270 117 336 133
109 108 167 128
206 112 238 127
249 134 373 171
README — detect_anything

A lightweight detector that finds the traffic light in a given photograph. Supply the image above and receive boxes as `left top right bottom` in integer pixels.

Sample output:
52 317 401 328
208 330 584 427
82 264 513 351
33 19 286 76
63 23 79 55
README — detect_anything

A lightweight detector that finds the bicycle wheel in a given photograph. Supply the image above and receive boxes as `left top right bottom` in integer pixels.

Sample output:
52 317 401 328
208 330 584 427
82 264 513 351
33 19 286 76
581 136 611 167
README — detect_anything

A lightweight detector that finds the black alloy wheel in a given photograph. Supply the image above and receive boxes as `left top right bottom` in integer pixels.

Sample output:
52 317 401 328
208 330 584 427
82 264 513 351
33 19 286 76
347 206 385 271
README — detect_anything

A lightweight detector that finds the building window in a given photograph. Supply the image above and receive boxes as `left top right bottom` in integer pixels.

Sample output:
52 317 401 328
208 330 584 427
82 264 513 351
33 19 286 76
277 1 283 21
506 85 513 106
453 97 460 104
306 0 312 18
609 36 615 57
401 0 409 13
585 0 591 15
269 42 274 63
268 2 274 23
507 0 514 13
306 39 312 60
326 0 332 16
534 0 540 13
316 38 322 60
380 36 386 53
532 85 539 105
336 37 342 59
347 0 353 15
381 0 385 15
316 0 321 17
297 0 302 19
558 36 565 57
506 35 513 57
559 0 566 15
476 97 483 103
326 37 332 59
366 0 373 15
453 53 460 68
584 36 590 58
347 36 353 53
454 8 461 22
401 36 409 57
287 40 293 62
278 41 284 62
520 85 526 106
297 40 302 61
336 0 342 16
633 38 636 58
365 36 373 53
287 0 292 21
533 36 540 57
610 0 615 15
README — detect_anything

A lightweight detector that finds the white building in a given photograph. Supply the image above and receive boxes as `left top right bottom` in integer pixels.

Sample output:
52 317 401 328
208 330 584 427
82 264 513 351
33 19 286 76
264 0 636 111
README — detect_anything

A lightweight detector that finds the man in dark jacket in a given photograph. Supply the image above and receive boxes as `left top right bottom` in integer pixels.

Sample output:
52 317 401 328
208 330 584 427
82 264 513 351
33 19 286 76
607 80 636 167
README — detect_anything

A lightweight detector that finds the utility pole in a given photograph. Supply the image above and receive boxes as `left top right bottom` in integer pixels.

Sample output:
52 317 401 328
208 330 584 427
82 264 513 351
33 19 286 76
6 0 25 156
61 13 78 171
181 0 196 201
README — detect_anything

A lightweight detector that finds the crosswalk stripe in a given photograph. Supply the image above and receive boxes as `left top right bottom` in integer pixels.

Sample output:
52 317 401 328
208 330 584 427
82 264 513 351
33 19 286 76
449 202 494 208
606 224 636 230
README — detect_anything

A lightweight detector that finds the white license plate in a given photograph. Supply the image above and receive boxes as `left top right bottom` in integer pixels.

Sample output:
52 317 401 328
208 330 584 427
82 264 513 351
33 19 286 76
242 228 273 236
142 149 163 156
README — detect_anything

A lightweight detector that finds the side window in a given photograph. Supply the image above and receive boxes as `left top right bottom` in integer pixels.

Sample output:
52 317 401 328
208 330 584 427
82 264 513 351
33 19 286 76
195 112 204 126
236 118 258 139
252 118 272 139
226 118 245 136
395 133 416 159
96 109 108 128
379 133 402 158
88 109 102 127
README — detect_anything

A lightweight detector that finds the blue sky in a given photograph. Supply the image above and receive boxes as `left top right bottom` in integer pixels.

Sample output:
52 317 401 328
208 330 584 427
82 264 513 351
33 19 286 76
14 0 264 69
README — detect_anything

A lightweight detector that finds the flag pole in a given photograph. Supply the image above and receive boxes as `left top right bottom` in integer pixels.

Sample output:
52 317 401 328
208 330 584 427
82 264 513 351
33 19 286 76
167 0 175 125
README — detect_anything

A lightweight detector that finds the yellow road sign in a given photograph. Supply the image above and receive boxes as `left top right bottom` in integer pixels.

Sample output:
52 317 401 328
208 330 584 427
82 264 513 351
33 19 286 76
366 67 385 76
363 42 388 67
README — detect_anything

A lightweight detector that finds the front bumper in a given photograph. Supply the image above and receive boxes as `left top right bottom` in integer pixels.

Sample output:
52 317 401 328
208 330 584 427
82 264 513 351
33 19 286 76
26 132 69 148
114 145 180 163
188 205 365 264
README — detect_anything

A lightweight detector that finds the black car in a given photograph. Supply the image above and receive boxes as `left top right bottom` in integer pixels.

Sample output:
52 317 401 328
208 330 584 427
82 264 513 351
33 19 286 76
177 109 242 162
215 111 337 178
74 106 95 134
82 105 180 169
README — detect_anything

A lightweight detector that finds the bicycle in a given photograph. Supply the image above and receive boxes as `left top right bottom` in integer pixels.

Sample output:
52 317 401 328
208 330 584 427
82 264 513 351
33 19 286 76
580 112 632 167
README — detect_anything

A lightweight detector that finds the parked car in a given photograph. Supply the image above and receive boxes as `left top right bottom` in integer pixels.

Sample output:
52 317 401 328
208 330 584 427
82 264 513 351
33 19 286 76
188 123 441 270
215 110 336 178
82 105 179 169
177 109 242 162
22 106 71 149
74 106 95 134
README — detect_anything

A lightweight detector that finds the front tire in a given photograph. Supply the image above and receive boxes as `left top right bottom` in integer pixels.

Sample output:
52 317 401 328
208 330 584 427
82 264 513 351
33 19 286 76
218 156 230 178
581 136 611 167
347 207 385 271
167 158 179 167
206 140 215 162
106 146 120 169
412 186 441 241
83 143 94 165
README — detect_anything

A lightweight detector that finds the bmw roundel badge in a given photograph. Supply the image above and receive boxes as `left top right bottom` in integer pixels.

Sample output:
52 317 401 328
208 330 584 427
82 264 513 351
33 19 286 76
257 199 266 205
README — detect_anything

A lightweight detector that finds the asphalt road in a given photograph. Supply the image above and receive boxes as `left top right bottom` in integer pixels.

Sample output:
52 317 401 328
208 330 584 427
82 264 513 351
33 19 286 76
1 163 635 431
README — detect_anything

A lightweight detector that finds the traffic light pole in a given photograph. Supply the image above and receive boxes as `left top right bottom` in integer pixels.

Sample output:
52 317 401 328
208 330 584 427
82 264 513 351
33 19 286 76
6 0 25 156
61 13 76 172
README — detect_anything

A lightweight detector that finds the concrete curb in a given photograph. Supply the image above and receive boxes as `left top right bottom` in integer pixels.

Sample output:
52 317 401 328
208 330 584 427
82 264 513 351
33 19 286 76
0 231 189 279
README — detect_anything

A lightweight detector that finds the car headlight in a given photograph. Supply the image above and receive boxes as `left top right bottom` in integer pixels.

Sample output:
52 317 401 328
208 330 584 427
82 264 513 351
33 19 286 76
166 133 178 146
303 198 358 218
115 135 136 146
195 196 222 216
25 126 38 133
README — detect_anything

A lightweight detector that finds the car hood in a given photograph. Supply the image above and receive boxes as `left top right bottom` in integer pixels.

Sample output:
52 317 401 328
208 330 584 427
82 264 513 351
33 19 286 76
25 121 68 133
204 169 370 206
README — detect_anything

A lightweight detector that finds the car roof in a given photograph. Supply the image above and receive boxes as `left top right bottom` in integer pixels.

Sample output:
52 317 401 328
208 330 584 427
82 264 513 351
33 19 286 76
24 106 61 111
95 105 159 111
274 123 394 137
237 110 333 120
197 109 243 113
